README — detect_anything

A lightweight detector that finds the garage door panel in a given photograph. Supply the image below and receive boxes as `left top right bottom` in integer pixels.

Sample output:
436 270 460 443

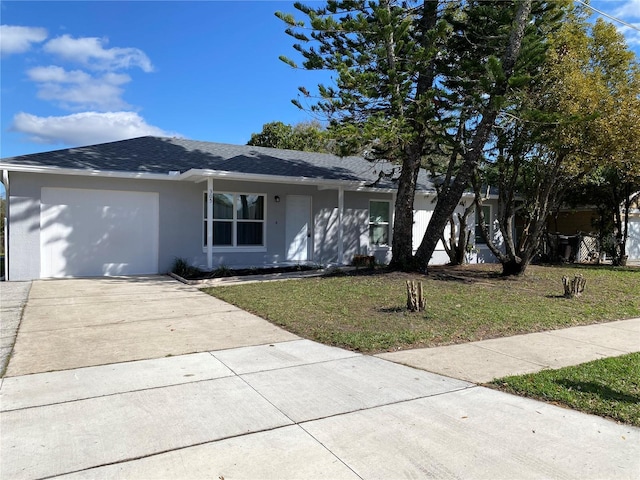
41 188 159 278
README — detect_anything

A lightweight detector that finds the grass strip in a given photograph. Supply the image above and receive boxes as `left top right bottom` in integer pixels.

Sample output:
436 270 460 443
203 264 639 353
489 353 640 426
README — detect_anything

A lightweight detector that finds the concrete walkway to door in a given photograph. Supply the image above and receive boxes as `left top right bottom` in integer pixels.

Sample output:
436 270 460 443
1 276 638 479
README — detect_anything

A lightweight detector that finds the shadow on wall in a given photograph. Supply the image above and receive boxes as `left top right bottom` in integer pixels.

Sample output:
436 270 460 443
314 208 338 264
314 207 369 265
473 247 499 264
37 188 159 278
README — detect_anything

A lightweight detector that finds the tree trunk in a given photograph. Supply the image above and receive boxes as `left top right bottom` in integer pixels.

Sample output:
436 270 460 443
406 280 426 312
442 203 473 265
413 115 497 268
563 274 586 297
412 0 533 270
501 258 526 276
389 146 423 270
391 0 439 271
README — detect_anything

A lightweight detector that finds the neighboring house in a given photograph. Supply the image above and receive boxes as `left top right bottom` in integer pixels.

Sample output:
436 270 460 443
548 197 640 263
0 136 502 280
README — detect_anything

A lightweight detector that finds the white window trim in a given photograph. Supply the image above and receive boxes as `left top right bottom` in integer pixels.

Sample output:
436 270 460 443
369 199 391 249
203 191 267 252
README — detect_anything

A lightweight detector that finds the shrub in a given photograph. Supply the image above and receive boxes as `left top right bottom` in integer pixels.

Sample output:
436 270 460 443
171 257 204 278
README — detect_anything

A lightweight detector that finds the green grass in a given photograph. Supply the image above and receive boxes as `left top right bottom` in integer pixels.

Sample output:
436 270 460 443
202 264 639 353
489 353 640 426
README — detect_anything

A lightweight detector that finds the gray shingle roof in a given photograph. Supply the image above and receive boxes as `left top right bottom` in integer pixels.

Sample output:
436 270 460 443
0 136 436 191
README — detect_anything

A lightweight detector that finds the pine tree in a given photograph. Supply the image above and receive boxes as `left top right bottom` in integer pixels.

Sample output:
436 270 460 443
278 0 566 270
278 0 446 269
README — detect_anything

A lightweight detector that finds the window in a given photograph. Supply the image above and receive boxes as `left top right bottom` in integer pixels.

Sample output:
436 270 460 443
204 192 265 247
475 205 491 244
369 200 390 246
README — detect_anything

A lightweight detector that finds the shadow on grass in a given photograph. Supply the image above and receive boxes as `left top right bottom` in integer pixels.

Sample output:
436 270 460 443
377 306 409 313
425 265 504 284
557 380 640 405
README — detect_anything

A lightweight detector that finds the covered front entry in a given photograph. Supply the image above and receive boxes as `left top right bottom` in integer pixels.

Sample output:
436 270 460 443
285 195 312 262
40 187 159 278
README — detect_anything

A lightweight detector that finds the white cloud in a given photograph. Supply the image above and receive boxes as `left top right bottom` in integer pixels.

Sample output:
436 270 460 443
604 0 640 46
27 65 89 83
11 111 178 146
27 65 132 110
613 0 640 20
43 34 153 72
0 25 47 55
617 24 640 46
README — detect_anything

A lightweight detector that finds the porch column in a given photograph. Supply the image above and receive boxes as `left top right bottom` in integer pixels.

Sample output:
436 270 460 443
207 177 213 269
391 190 396 251
338 187 344 265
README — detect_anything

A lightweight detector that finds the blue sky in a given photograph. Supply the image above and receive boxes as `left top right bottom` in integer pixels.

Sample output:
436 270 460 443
1 0 639 160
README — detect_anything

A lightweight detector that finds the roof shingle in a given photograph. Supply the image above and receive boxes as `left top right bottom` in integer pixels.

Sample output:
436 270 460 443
0 136 435 191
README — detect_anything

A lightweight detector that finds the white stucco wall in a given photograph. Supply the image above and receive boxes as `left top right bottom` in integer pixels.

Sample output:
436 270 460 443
7 170 504 279
626 213 640 261
8 173 205 280
7 172 402 279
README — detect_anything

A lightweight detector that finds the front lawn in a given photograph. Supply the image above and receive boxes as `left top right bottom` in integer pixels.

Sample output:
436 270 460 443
203 264 639 353
489 353 640 426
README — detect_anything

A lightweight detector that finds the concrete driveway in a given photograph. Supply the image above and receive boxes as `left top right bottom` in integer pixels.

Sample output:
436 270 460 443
4 276 297 376
1 276 639 479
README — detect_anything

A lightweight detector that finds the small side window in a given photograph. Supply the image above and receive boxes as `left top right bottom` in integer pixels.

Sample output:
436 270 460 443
369 200 390 246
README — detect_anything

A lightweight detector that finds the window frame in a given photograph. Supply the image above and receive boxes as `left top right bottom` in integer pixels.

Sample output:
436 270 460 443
203 191 267 252
475 205 491 245
369 200 391 248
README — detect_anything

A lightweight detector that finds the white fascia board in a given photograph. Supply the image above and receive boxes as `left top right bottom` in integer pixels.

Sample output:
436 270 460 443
181 168 371 190
343 185 438 194
0 163 443 196
0 164 177 181
325 184 399 193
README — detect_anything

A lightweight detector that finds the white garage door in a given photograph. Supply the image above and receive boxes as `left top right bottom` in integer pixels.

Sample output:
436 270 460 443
41 187 159 278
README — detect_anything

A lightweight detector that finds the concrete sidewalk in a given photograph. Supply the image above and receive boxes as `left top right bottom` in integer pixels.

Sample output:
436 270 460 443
378 317 640 383
2 339 638 479
1 276 639 479
0 281 31 377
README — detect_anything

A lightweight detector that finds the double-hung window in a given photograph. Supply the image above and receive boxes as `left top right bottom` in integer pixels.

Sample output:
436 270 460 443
204 192 265 248
475 205 491 244
369 200 390 246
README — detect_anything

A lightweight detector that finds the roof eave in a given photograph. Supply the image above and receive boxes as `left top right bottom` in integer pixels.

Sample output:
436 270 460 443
0 164 437 194
181 168 399 192
0 164 177 181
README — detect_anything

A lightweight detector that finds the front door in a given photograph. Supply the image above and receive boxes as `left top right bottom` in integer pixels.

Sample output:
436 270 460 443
285 195 312 262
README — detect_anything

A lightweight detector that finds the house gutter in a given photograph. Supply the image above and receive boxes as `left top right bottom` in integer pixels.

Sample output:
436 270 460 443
0 164 179 181
180 169 434 194
1 170 8 281
0 163 436 194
